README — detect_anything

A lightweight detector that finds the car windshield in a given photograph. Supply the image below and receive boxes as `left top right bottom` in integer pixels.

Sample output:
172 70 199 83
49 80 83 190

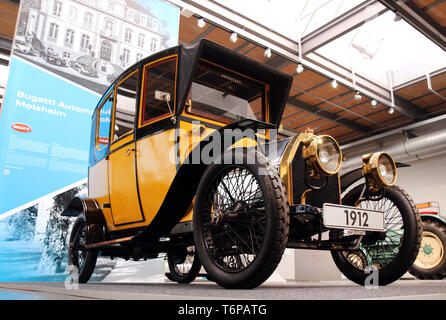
187 59 267 124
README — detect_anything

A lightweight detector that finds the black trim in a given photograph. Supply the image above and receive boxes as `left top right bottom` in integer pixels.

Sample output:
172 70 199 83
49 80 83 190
134 67 146 226
108 139 135 157
170 221 194 235
135 117 175 140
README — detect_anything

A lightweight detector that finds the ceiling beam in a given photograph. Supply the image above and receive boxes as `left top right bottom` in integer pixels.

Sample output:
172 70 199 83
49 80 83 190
307 52 429 121
422 0 446 11
378 0 446 52
286 96 372 135
1 0 19 7
301 0 388 55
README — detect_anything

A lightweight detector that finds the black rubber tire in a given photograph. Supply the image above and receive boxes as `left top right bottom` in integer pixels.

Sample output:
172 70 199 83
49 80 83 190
193 148 289 289
409 219 446 280
68 216 98 284
166 247 202 284
331 185 421 286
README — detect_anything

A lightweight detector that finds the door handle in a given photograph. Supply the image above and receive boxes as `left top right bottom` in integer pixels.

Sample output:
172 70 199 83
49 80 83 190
126 148 136 156
190 124 206 136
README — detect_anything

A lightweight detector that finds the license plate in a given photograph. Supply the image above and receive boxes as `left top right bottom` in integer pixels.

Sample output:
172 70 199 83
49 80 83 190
322 203 385 232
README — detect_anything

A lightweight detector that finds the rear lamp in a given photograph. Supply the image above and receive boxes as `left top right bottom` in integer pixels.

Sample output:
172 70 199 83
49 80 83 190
302 135 342 176
362 152 397 188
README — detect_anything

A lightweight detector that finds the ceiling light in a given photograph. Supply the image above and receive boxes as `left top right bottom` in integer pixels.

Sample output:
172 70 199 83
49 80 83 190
394 13 402 22
180 8 194 18
371 99 378 108
197 18 206 28
388 107 395 114
354 91 362 101
296 63 304 74
331 79 338 89
230 32 238 43
264 48 272 58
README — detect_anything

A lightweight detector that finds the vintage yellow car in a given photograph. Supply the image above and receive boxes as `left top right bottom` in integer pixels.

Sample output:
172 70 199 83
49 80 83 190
63 40 421 289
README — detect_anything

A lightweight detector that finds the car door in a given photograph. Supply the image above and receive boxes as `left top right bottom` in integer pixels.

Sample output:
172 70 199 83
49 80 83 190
108 69 143 226
136 55 178 226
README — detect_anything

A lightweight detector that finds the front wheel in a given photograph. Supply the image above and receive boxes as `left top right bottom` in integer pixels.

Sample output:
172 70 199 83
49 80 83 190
68 216 97 284
331 185 421 286
193 149 289 289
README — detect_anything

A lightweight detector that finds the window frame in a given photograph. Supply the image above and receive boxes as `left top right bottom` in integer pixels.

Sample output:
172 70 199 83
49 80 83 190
111 69 140 143
139 55 178 128
125 28 132 43
53 1 62 17
80 34 90 50
64 28 75 47
95 91 113 151
48 23 59 39
185 58 270 125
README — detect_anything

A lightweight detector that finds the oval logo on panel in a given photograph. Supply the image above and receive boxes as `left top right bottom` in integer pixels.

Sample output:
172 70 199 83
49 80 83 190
11 123 32 133
98 137 109 145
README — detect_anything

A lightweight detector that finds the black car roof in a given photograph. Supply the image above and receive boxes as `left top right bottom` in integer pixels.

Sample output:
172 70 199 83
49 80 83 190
107 39 293 126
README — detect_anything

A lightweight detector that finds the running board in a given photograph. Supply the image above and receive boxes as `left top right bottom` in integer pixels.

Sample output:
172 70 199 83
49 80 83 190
85 236 134 249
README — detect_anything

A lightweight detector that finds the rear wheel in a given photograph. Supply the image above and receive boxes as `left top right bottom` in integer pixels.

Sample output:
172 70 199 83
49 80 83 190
331 185 421 286
166 246 202 284
193 149 289 289
68 216 97 284
409 220 446 279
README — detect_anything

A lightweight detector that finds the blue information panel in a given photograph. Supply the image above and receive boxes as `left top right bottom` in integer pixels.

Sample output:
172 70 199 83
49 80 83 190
0 0 179 281
0 57 99 215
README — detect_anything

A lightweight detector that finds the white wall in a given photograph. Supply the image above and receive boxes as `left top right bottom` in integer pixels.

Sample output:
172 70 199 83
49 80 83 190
397 154 446 214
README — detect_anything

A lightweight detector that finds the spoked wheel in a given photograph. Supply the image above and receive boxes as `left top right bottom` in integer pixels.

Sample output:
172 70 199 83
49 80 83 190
331 185 421 286
194 149 289 289
68 216 97 284
167 246 202 284
409 220 446 279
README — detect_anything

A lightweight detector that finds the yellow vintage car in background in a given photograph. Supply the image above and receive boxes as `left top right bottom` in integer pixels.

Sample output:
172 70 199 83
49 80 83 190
63 40 421 289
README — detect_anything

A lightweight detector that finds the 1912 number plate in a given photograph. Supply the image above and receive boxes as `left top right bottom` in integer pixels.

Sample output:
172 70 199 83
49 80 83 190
322 203 385 232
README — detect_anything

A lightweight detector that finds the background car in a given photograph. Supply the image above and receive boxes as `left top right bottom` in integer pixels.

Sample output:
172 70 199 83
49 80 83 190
409 202 446 279
71 55 98 77
40 48 67 67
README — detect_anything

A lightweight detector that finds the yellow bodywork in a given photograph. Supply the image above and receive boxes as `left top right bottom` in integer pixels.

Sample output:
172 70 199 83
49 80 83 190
89 113 261 231
136 129 177 227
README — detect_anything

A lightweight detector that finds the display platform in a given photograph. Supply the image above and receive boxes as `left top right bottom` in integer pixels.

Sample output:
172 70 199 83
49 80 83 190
1 279 446 300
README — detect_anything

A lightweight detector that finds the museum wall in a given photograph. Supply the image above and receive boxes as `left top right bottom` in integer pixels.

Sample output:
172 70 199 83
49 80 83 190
397 154 446 213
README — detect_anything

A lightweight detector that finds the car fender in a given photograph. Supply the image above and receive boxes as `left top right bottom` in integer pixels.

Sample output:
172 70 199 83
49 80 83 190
340 167 363 194
419 213 446 226
62 197 106 243
133 119 276 241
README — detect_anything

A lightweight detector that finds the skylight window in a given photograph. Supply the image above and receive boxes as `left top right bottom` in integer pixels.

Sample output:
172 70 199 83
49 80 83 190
314 11 446 88
216 0 365 40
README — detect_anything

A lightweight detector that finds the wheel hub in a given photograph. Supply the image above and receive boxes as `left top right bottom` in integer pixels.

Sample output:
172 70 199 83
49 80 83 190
423 244 433 255
414 231 444 269
210 201 248 225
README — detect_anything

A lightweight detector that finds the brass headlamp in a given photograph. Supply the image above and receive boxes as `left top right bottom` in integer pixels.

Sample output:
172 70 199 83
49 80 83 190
302 134 343 177
362 152 397 189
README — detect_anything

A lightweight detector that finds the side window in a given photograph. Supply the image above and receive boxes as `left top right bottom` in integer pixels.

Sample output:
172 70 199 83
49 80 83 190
113 70 139 141
96 93 112 151
141 57 176 126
